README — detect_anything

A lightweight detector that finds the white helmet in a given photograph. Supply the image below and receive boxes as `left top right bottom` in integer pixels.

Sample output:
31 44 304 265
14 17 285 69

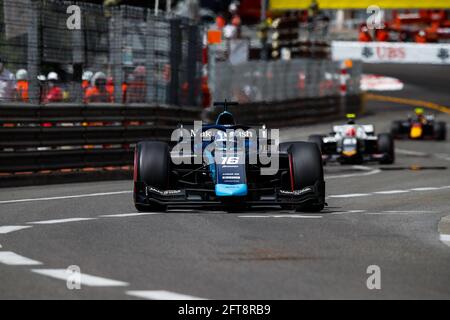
37 74 46 81
16 69 28 81
47 72 59 81
82 70 94 81
91 71 107 86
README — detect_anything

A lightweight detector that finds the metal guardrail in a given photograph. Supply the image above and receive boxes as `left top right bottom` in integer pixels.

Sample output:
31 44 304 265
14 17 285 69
207 94 363 128
0 104 200 173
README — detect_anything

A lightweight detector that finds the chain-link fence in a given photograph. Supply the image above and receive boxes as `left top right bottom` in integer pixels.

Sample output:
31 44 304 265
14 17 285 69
212 59 362 103
0 0 203 106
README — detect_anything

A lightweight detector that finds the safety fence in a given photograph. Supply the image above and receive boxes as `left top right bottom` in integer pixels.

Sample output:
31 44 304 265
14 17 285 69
0 0 203 106
0 104 200 174
211 58 361 103
206 94 363 128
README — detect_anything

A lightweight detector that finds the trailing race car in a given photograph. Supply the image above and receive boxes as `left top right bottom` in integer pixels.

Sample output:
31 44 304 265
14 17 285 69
391 108 447 141
309 114 395 165
134 101 325 212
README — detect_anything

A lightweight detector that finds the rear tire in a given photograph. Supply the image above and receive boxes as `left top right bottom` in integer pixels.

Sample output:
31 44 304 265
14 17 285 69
289 142 325 212
134 141 170 212
308 135 324 154
391 121 402 138
378 133 395 164
435 121 447 141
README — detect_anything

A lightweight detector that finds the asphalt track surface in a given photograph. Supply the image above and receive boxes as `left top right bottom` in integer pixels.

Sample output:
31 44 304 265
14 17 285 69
0 64 449 300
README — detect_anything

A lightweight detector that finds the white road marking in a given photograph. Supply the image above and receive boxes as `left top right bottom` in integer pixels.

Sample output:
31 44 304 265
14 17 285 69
366 211 434 215
28 218 96 225
100 212 162 218
126 290 205 300
31 269 129 287
239 215 322 219
0 251 42 266
410 187 439 191
373 190 410 195
331 210 367 215
328 193 370 198
383 210 436 213
395 148 428 157
0 226 32 234
0 191 132 205
440 234 450 247
436 154 450 161
329 185 450 199
326 165 381 180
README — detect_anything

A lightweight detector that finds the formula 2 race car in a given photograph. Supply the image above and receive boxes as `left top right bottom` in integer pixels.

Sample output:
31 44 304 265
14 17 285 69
391 108 447 141
309 114 395 165
134 101 325 212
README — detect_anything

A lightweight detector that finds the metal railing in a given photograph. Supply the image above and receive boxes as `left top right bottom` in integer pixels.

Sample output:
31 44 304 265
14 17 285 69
0 0 203 106
212 59 361 103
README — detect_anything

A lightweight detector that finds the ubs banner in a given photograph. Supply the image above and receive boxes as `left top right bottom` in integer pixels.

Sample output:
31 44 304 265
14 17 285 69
270 0 450 9
332 41 450 65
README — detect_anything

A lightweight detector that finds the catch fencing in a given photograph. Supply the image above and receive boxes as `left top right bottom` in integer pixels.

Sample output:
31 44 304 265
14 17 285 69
0 0 203 106
211 59 362 103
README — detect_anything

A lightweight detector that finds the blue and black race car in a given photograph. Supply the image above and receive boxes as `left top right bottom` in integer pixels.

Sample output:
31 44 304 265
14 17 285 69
133 101 325 212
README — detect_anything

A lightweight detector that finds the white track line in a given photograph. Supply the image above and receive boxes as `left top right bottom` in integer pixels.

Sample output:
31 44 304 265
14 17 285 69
0 251 42 266
329 186 450 199
366 211 435 215
326 165 381 180
330 210 367 215
410 187 439 191
28 218 96 225
373 190 410 195
440 234 450 247
239 215 322 219
126 290 205 300
0 226 32 234
395 148 428 157
0 191 132 205
100 213 162 218
31 269 129 287
328 193 370 198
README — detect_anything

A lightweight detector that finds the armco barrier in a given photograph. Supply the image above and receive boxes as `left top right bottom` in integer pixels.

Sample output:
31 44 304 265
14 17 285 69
0 95 363 184
206 95 363 128
0 103 200 175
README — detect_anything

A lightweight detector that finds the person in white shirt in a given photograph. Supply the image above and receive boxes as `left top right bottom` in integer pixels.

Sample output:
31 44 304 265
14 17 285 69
0 56 16 102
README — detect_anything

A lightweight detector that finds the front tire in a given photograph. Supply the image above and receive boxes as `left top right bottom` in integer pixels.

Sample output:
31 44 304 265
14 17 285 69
289 142 325 212
134 141 171 212
378 133 395 164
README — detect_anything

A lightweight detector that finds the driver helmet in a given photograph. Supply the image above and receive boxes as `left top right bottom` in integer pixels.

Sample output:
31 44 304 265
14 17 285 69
346 113 356 125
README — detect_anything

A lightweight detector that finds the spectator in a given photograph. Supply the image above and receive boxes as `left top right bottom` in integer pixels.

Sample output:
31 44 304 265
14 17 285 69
43 72 63 103
229 2 241 36
82 71 94 93
126 66 147 103
358 26 372 42
15 69 29 102
0 56 16 102
415 30 427 43
37 74 47 103
375 28 390 42
84 72 113 103
216 13 226 29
